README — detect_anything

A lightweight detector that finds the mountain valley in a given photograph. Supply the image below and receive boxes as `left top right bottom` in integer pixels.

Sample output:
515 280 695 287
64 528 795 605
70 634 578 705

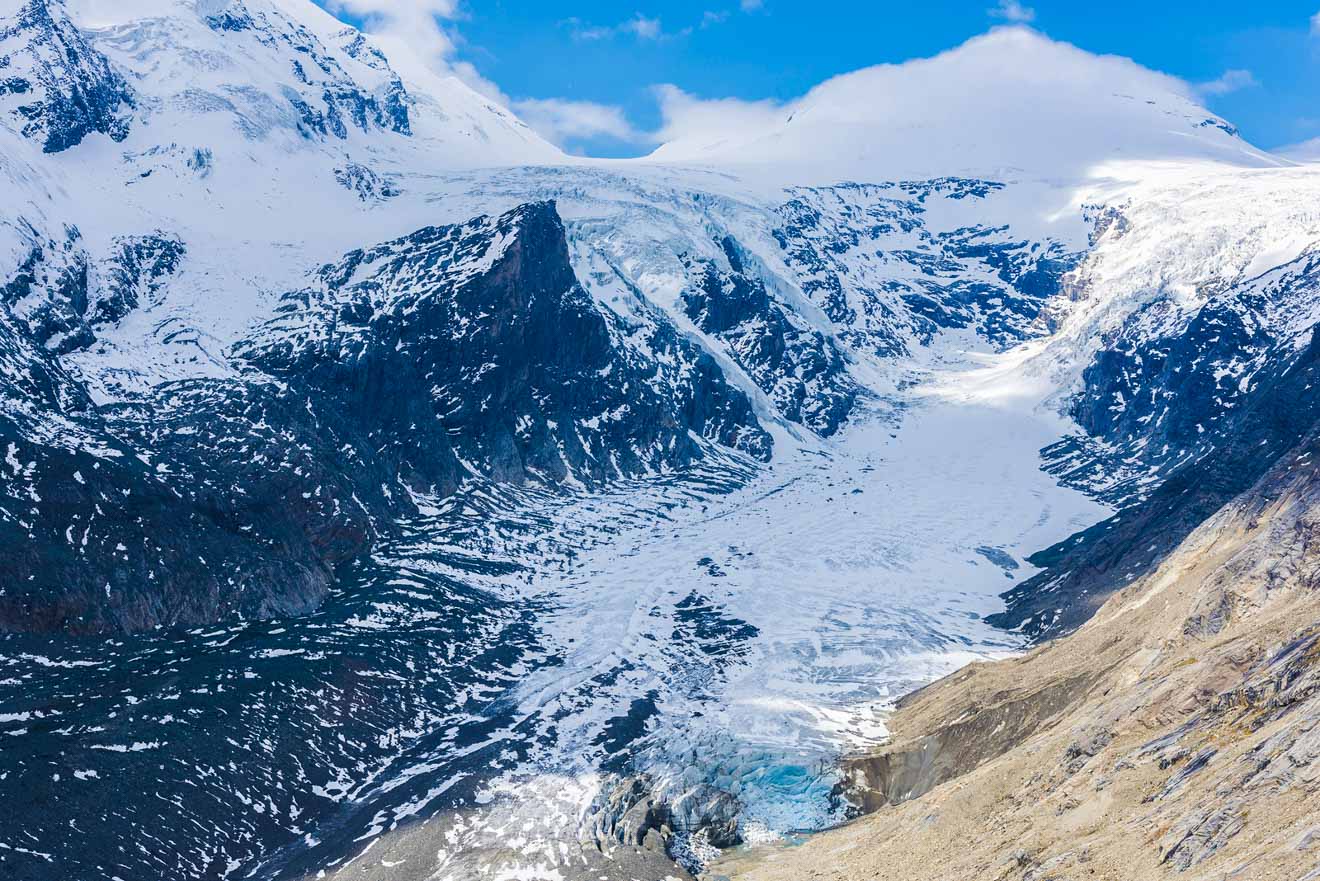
2 2 1320 880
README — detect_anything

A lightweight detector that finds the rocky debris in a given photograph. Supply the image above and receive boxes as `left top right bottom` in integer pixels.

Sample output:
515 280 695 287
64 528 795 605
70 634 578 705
0 0 134 152
596 777 679 854
333 162 401 202
591 773 742 876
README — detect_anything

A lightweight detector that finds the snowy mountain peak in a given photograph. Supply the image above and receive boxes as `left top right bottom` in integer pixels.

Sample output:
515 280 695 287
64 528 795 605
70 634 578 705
650 27 1283 183
1 0 560 166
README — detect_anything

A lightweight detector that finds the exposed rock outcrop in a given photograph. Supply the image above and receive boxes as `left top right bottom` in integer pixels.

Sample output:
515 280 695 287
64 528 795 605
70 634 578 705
0 202 771 634
682 236 858 435
0 0 134 152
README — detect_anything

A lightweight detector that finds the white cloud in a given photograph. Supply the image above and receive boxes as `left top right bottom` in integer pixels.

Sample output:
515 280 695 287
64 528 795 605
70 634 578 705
1279 136 1320 161
571 13 672 41
651 83 787 150
323 0 514 100
326 0 460 57
512 98 652 147
1312 11 1320 35
625 14 663 39
740 0 764 10
989 0 1036 23
645 28 1267 179
1195 69 1259 98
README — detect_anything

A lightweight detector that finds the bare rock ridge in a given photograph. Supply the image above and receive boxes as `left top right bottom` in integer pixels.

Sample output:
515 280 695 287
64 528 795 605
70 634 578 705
0 201 769 634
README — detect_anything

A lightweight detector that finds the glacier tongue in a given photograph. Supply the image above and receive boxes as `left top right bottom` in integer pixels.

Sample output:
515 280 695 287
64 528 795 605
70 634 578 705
307 343 1111 879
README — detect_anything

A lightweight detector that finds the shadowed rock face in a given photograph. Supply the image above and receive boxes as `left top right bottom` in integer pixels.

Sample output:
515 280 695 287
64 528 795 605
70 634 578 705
0 202 771 634
994 322 1320 642
682 236 859 436
772 179 1081 358
992 247 1320 642
0 0 134 152
240 201 771 495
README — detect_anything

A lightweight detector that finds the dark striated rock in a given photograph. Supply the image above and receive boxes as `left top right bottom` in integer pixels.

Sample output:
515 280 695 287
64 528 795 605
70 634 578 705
0 376 390 634
0 0 134 152
1 223 92 355
682 236 858 435
93 233 187 324
993 318 1320 641
774 180 1080 357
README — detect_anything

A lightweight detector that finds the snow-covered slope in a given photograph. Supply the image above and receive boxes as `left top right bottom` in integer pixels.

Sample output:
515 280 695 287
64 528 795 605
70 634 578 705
649 28 1282 184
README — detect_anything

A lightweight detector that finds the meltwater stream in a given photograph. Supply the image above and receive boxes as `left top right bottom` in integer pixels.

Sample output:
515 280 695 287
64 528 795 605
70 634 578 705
0 353 1109 881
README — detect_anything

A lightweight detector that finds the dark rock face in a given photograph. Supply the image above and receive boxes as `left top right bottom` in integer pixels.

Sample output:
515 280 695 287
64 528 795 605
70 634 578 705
240 201 770 498
94 233 187 324
1 224 186 356
0 0 134 152
1 223 92 355
333 162 400 202
993 248 1320 641
682 236 858 435
0 401 353 636
1045 287 1282 506
993 320 1320 641
0 202 770 634
774 180 1081 357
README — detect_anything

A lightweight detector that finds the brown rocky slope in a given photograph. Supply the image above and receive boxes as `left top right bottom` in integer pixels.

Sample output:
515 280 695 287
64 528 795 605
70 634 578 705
716 423 1320 880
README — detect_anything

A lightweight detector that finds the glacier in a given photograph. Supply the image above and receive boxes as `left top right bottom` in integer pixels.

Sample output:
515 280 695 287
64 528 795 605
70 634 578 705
2 2 1320 880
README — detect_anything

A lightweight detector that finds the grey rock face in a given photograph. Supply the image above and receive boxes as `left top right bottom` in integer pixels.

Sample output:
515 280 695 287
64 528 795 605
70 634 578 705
0 0 134 152
333 162 400 202
682 236 859 435
0 201 771 634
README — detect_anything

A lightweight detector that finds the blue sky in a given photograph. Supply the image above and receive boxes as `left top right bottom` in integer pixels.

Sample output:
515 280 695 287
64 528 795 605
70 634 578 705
317 1 1320 157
